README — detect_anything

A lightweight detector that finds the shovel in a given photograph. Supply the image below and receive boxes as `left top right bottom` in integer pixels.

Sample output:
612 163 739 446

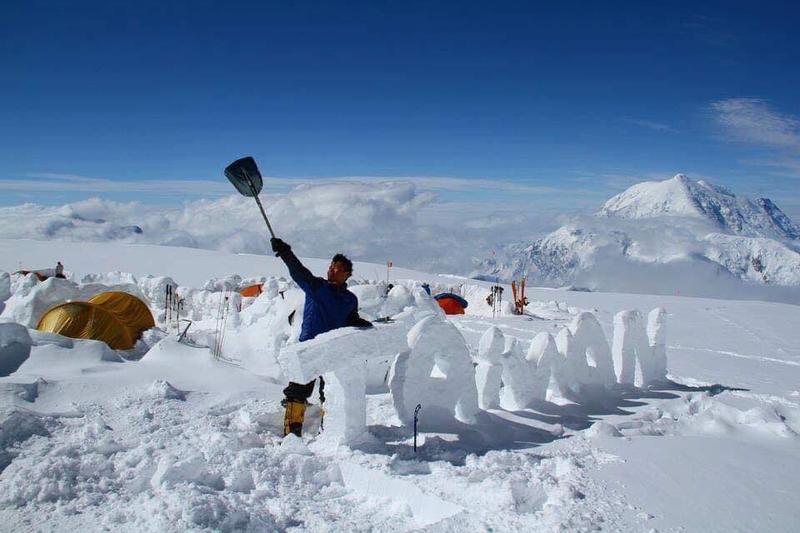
224 156 276 238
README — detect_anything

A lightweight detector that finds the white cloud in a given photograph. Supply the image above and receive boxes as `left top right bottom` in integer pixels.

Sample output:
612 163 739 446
0 181 559 274
0 172 593 204
0 173 305 196
622 118 678 133
711 98 800 150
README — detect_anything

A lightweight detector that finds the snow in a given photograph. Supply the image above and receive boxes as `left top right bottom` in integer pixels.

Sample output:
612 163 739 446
478 174 800 304
600 174 800 241
0 238 798 532
0 323 32 377
389 314 479 428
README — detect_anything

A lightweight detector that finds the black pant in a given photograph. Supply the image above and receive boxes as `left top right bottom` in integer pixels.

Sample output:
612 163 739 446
283 377 325 403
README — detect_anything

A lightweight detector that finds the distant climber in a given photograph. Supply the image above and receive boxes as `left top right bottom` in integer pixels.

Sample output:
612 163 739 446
271 237 372 437
55 261 65 279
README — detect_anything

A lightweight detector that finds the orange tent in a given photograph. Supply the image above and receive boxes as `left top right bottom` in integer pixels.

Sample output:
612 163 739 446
433 293 468 315
239 284 263 297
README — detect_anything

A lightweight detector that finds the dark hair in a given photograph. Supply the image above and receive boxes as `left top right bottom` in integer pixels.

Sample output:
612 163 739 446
332 253 353 273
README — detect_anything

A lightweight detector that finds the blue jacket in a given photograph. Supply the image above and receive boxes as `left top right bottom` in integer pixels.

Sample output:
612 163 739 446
278 249 368 341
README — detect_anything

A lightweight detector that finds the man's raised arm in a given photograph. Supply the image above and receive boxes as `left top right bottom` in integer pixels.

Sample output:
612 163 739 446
271 238 322 294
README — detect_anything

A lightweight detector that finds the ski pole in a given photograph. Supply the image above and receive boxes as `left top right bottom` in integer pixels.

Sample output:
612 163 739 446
413 404 422 453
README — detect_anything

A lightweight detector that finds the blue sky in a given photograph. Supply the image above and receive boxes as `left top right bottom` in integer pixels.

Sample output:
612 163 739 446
1 1 799 218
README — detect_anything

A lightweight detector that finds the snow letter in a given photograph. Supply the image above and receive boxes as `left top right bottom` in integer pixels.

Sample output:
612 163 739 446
474 326 504 410
388 315 479 429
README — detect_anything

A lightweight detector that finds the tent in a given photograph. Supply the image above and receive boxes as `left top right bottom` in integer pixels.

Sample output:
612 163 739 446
239 284 263 298
433 293 468 315
88 291 155 342
36 302 135 350
15 270 48 282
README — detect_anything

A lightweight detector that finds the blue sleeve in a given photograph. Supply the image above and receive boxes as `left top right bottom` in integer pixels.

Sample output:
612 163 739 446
278 249 323 295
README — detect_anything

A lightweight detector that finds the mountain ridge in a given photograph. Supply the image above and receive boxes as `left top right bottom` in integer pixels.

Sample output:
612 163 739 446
475 174 800 303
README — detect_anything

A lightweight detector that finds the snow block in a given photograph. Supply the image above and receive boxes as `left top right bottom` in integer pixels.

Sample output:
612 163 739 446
278 323 409 446
475 362 503 410
477 326 505 364
567 312 616 387
319 363 370 446
388 315 479 429
499 337 537 410
647 307 668 383
0 272 10 311
474 326 505 409
612 310 653 386
526 332 560 401
0 323 32 377
278 323 408 384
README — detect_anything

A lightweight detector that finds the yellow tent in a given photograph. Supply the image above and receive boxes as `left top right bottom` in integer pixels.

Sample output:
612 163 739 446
36 302 135 350
88 291 155 341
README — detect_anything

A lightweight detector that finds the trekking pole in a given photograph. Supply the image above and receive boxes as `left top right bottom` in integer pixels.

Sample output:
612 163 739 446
413 404 422 453
178 320 192 343
318 376 326 433
218 294 231 358
213 291 225 358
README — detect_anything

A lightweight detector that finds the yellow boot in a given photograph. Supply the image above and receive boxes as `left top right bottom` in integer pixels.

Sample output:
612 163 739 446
282 399 307 437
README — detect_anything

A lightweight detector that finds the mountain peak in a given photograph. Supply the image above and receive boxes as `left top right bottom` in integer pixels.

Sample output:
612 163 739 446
599 175 799 241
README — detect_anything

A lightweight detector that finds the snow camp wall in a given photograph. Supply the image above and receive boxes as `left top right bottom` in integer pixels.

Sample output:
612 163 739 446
278 293 670 446
475 308 669 413
0 274 149 327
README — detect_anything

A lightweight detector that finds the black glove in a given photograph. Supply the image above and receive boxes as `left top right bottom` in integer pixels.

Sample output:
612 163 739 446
271 238 291 256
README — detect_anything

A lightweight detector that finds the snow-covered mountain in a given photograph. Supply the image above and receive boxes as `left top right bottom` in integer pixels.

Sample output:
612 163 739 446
475 175 800 303
599 174 800 240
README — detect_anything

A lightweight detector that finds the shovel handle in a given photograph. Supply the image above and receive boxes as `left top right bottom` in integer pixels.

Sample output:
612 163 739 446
242 168 276 239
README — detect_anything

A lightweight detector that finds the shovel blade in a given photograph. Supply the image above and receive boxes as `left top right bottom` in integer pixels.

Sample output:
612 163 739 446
224 156 263 197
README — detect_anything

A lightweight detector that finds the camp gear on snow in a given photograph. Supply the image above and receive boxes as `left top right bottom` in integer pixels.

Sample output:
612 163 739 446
224 156 276 238
487 285 504 317
413 404 422 452
88 291 155 342
37 291 154 350
433 292 468 315
177 319 192 343
37 302 135 350
281 398 308 437
511 279 528 315
239 284 263 297
318 376 326 432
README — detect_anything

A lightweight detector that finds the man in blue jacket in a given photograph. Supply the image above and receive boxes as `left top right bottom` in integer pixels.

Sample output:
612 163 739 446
271 237 372 437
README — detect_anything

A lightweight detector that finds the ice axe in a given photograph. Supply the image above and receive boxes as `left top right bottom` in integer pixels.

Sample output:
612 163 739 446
224 156 276 238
